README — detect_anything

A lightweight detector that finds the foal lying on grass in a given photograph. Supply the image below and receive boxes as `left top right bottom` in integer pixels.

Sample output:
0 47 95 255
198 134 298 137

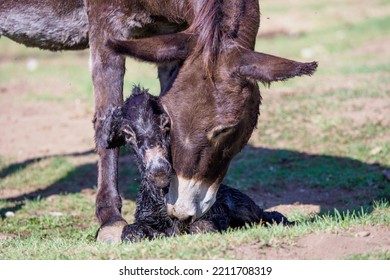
103 86 293 242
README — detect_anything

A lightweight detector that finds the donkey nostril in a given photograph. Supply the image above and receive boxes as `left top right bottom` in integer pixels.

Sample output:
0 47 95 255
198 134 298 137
183 215 194 225
149 160 171 183
149 168 170 188
152 170 168 180
174 210 195 223
153 170 166 177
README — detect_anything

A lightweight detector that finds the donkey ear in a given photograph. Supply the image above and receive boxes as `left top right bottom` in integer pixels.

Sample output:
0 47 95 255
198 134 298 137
102 107 127 149
235 49 318 85
106 32 197 63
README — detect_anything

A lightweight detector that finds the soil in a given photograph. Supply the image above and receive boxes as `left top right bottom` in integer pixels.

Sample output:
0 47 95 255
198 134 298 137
0 84 95 161
233 225 390 259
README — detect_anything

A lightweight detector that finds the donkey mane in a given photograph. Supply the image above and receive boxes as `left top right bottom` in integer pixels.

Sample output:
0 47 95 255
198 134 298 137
188 0 223 76
187 0 259 78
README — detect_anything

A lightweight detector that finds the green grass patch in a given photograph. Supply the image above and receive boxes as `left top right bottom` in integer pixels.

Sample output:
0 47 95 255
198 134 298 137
0 201 388 259
225 146 389 196
348 251 390 260
257 15 390 59
0 157 74 190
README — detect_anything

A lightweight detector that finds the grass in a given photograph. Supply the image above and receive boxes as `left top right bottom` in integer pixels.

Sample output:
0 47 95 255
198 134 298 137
348 251 390 260
0 157 74 190
0 201 388 259
1 0 390 259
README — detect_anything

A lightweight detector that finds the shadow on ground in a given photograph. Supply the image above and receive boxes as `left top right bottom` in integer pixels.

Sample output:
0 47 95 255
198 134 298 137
1 145 389 217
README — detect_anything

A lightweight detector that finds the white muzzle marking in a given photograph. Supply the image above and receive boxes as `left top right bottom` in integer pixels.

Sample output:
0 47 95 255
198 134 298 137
165 175 217 222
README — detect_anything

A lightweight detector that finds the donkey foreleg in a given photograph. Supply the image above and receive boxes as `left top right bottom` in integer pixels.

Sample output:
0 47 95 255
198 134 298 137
85 0 131 243
92 56 127 243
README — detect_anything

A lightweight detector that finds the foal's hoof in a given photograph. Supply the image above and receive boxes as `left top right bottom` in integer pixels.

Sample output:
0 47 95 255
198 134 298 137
263 211 295 226
96 220 128 243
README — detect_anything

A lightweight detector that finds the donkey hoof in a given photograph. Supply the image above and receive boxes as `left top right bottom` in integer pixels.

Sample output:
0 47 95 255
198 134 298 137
96 220 128 243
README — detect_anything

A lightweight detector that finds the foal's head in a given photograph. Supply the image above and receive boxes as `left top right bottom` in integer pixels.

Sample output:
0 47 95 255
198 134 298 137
106 86 171 188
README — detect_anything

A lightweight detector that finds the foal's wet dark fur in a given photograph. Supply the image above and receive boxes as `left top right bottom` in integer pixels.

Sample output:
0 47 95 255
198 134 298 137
106 87 292 242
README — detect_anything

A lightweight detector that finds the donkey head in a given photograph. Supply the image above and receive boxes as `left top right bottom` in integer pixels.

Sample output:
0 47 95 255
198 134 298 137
105 86 172 189
107 32 317 222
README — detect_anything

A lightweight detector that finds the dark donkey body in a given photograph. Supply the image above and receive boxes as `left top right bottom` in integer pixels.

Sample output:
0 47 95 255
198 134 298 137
105 87 292 242
1 0 317 242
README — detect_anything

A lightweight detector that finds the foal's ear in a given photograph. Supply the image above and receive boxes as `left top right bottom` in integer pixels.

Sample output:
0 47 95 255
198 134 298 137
106 32 197 63
103 107 127 149
234 49 318 85
160 113 171 134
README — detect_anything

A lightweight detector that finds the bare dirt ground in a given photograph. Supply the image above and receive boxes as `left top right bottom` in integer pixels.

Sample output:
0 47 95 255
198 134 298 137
234 225 390 259
0 84 94 161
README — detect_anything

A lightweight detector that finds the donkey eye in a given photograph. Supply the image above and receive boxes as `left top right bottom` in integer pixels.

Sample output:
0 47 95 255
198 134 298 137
207 124 236 141
122 125 136 143
125 134 136 143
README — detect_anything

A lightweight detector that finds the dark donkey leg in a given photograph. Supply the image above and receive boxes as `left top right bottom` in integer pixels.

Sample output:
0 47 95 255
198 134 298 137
85 0 130 243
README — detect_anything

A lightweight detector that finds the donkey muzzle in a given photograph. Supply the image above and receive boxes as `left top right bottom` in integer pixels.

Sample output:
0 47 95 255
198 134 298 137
165 175 218 222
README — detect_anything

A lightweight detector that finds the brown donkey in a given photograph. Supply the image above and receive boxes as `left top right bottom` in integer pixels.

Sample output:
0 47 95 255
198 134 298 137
1 0 317 242
107 1 317 236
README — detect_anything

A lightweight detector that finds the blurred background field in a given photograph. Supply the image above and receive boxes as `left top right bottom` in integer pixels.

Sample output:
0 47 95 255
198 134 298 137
0 0 389 259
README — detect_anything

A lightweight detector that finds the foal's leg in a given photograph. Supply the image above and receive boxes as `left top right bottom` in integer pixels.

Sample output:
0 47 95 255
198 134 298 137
122 223 167 243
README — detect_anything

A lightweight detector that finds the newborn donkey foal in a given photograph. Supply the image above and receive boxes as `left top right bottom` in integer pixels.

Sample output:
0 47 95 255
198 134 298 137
105 87 291 242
